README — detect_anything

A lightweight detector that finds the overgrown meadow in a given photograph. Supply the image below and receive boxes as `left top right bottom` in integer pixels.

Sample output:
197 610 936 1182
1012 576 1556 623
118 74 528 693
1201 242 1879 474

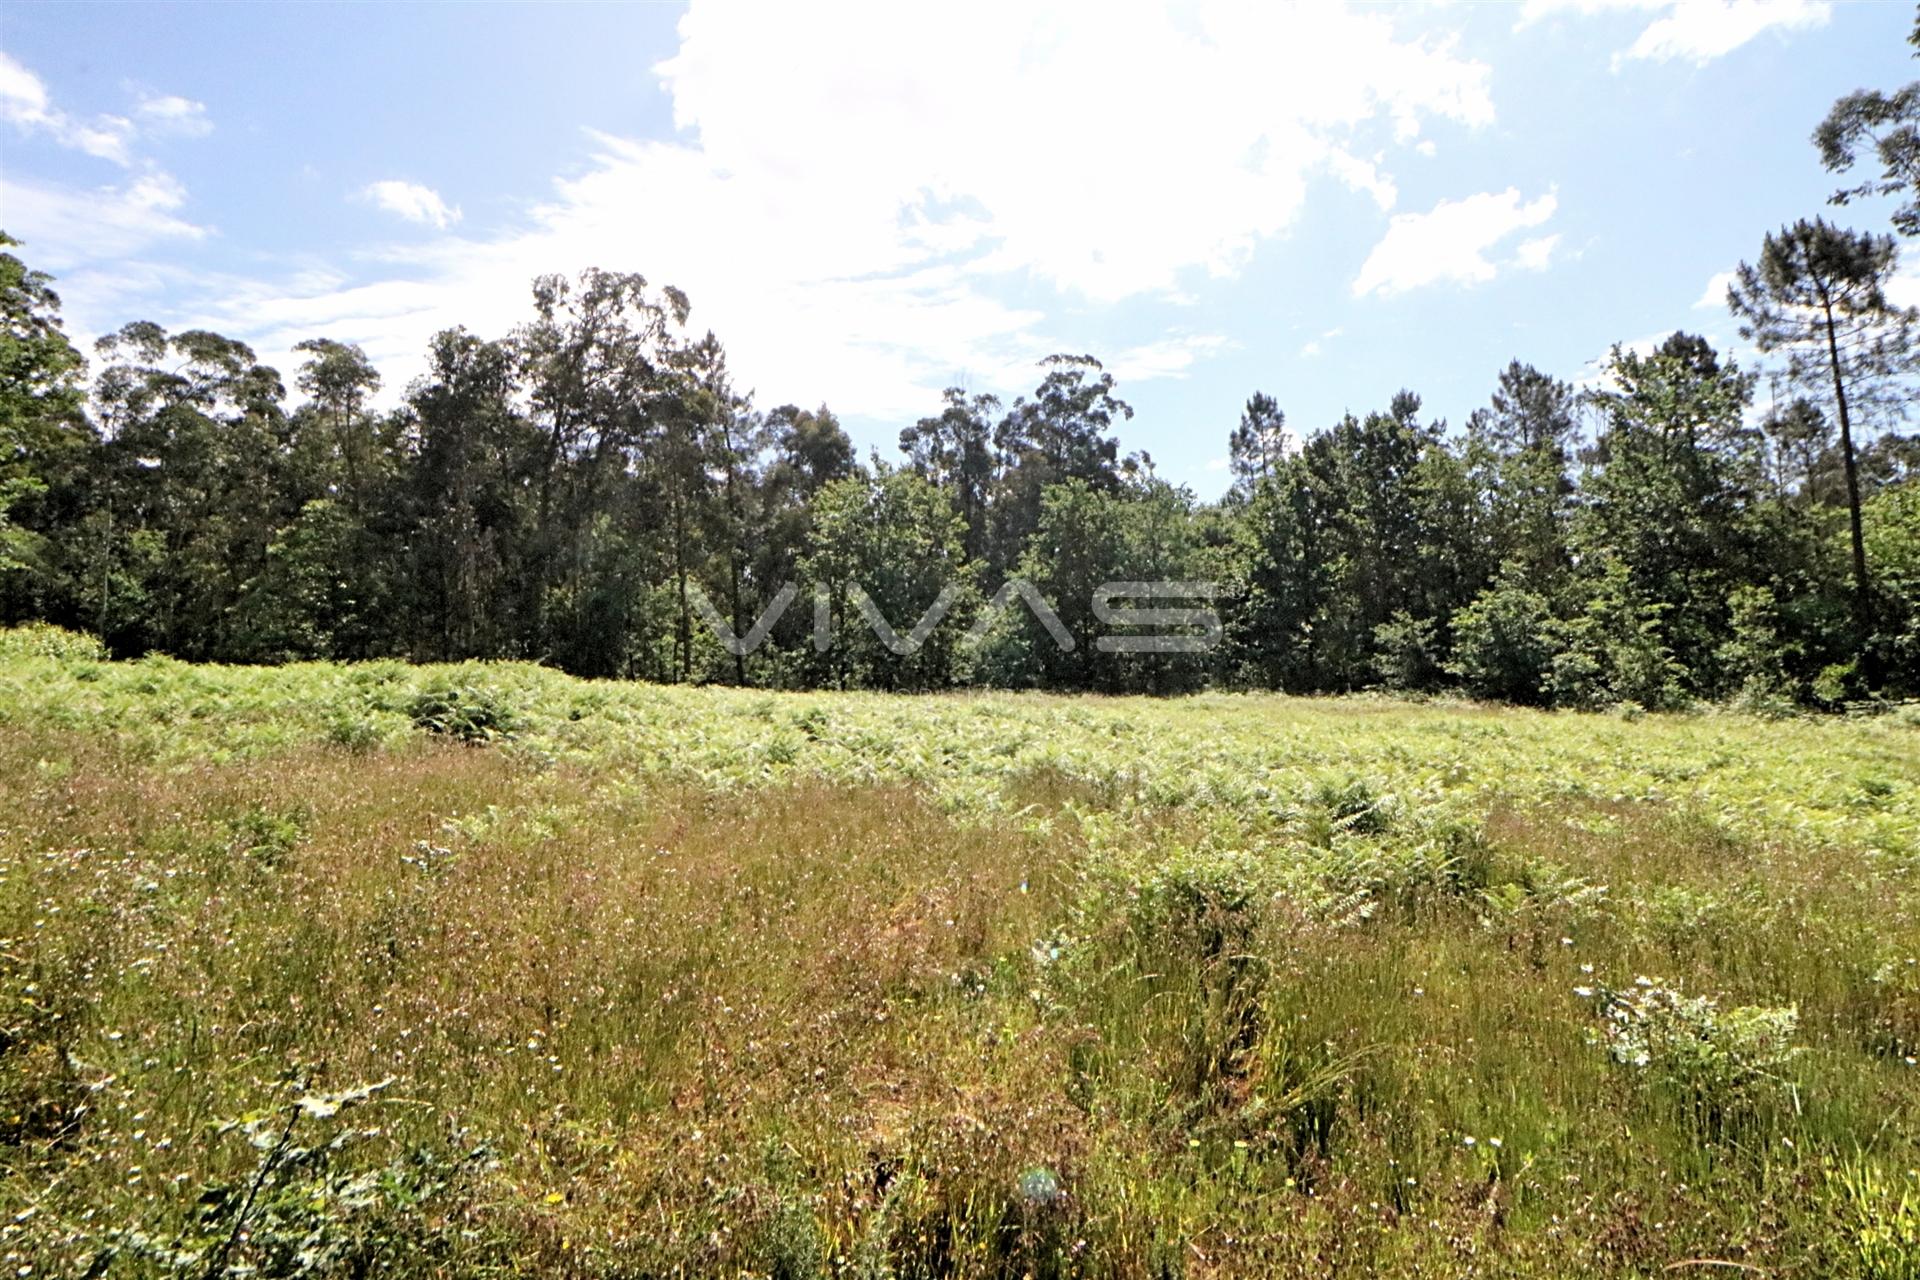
1 624 1917 1277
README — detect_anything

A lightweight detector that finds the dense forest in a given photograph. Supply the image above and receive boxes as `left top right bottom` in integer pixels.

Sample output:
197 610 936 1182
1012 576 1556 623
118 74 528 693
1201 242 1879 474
4 37 1920 707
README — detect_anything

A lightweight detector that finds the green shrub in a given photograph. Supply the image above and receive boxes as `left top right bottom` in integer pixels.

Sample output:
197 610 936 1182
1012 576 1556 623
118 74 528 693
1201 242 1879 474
1306 775 1397 838
1373 611 1441 693
1577 976 1801 1138
1813 661 1861 709
1447 577 1557 704
228 804 308 868
406 679 520 742
1718 585 1795 703
1130 845 1278 956
1551 569 1689 710
98 1078 487 1277
0 622 107 663
324 708 387 753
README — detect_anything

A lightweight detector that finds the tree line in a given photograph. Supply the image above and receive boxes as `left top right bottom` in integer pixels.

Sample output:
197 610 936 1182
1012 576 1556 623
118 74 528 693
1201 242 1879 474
3 36 1919 706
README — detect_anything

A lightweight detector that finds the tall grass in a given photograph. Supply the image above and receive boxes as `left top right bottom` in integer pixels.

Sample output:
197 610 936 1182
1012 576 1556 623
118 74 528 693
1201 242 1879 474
0 634 1915 1275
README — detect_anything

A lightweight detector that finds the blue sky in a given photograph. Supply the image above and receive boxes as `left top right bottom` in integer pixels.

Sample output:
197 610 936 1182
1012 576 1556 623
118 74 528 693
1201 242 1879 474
1 1 1911 495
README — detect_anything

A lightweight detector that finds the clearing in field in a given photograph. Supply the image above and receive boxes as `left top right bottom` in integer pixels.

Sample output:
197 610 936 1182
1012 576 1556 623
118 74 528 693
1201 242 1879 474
2 648 1918 1276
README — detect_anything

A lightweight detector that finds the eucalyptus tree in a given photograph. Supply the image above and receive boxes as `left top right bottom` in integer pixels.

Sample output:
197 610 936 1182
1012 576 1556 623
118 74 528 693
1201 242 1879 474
799 464 974 690
1224 453 1328 690
86 323 289 657
514 268 691 657
973 475 1207 693
1295 392 1446 689
756 403 857 662
988 354 1132 572
685 334 771 685
291 338 382 513
0 233 89 592
404 327 534 661
899 387 998 560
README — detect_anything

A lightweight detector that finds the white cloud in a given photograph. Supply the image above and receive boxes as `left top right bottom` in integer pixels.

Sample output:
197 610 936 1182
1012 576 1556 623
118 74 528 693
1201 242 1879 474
1299 323 1346 358
649 2 1491 302
135 92 213 138
1 52 214 164
0 51 134 164
0 172 209 272
80 1 1497 419
1326 148 1398 211
1352 188 1558 297
1515 233 1560 271
1886 270 1920 310
0 52 212 292
1694 268 1737 309
361 180 462 229
1107 333 1234 383
0 51 50 119
1517 0 1830 66
1626 0 1828 63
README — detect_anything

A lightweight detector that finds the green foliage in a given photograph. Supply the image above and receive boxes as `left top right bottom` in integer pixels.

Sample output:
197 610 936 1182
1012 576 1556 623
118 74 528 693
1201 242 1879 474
1550 561 1690 710
0 233 89 585
0 241 1911 709
99 1078 485 1278
1447 573 1557 704
0 621 105 663
1372 611 1440 692
1819 70 1920 239
1720 584 1799 711
1579 977 1802 1137
801 465 977 690
1814 659 1863 708
3 668 1919 1273
228 804 308 868
406 677 521 742
973 475 1209 693
1833 1159 1920 1279
1864 480 1920 696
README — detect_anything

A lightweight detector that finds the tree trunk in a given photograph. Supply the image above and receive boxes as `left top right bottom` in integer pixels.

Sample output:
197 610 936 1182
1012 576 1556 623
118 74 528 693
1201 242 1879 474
673 490 691 683
1821 297 1873 644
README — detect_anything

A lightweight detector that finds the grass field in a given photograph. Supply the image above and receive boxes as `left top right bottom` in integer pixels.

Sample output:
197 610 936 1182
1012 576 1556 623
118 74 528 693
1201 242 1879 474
2 631 1918 1276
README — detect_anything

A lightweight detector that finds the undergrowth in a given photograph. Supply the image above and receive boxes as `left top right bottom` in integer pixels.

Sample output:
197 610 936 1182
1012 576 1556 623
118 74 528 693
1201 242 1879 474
0 633 1915 1275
